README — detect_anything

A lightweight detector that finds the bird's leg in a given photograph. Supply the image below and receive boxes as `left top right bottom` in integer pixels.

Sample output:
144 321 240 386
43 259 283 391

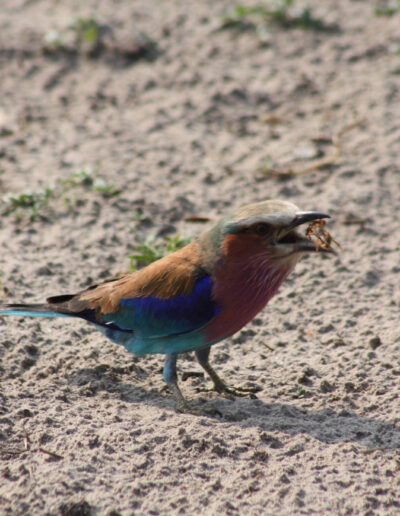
163 353 198 413
195 348 259 399
163 353 221 416
163 353 187 411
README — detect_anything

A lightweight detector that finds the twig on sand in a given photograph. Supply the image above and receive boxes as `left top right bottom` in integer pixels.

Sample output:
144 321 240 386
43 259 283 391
259 116 366 177
39 447 64 459
0 440 63 460
0 445 25 456
262 342 274 351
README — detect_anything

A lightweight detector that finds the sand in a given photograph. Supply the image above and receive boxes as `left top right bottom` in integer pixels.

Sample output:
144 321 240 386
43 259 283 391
1 0 400 514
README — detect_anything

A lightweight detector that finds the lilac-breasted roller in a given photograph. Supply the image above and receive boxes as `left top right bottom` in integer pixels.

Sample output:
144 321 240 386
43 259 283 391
0 200 333 412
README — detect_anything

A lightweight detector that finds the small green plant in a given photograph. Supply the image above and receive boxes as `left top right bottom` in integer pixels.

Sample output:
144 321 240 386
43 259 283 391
129 234 192 272
292 386 308 399
92 178 122 198
63 169 121 197
72 17 100 46
2 187 54 221
220 4 258 28
221 0 333 32
42 16 101 56
63 169 94 187
1 168 121 223
374 0 400 16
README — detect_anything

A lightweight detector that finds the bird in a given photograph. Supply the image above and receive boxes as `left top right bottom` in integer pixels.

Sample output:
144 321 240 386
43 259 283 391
0 200 333 412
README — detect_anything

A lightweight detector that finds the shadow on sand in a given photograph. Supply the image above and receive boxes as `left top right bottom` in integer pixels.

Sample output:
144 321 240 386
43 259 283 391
69 364 400 450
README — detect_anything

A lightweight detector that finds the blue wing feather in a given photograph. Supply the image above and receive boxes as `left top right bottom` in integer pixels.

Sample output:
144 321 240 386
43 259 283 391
99 275 220 355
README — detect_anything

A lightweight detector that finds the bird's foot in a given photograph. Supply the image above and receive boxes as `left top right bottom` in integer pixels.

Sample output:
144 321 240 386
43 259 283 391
175 398 201 414
175 399 221 417
195 354 261 400
212 379 260 400
170 383 221 416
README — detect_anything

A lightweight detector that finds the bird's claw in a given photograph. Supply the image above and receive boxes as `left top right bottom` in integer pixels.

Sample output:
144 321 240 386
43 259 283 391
171 383 222 416
175 399 222 417
213 381 260 399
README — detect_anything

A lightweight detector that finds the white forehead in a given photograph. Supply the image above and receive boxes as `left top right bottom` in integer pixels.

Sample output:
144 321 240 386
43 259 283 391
232 200 300 225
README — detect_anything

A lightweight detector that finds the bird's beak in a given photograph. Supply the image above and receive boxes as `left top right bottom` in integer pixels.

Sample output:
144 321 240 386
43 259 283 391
288 211 331 231
277 211 334 254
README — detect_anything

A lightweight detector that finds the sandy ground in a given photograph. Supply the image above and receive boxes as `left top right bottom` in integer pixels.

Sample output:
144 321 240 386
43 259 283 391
1 0 400 514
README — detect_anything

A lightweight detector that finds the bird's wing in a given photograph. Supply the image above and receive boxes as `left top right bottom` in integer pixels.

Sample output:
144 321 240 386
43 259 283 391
47 242 220 339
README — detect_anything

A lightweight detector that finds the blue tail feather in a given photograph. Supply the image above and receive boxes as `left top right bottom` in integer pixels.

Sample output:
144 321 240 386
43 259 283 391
0 309 69 318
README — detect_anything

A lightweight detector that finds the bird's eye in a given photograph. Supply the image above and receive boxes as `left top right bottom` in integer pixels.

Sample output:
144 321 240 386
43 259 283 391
254 223 270 236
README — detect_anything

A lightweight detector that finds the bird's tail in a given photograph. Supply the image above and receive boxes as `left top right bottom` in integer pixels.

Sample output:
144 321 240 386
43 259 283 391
0 301 131 337
0 303 70 318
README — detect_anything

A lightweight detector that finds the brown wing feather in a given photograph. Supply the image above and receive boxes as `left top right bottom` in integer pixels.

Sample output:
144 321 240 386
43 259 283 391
71 241 205 316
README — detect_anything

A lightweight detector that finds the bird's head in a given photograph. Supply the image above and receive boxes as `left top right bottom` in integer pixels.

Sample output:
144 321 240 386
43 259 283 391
202 200 333 269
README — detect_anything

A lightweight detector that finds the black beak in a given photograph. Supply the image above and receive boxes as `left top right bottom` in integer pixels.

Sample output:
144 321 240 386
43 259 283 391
289 211 330 231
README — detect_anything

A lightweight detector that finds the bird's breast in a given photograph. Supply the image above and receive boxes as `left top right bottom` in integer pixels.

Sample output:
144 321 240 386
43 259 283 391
204 256 294 344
